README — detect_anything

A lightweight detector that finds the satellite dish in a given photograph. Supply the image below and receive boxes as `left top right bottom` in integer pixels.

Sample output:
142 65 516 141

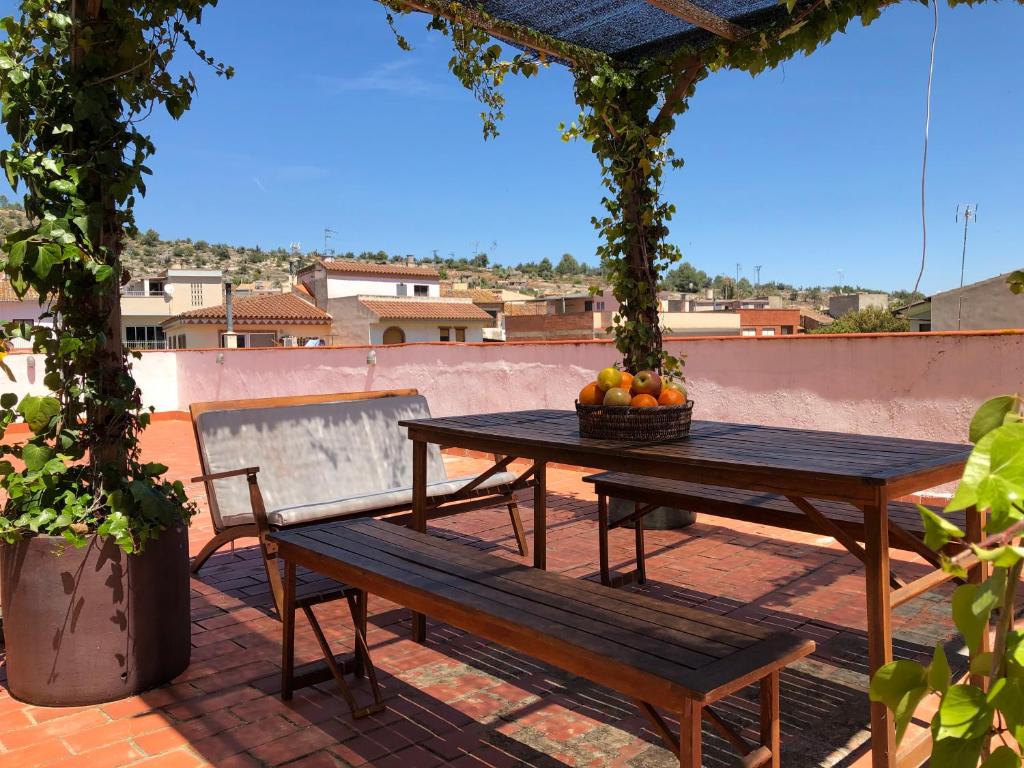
163 284 175 300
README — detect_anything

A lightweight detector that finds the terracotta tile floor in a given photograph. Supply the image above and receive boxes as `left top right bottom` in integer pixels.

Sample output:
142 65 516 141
0 420 965 767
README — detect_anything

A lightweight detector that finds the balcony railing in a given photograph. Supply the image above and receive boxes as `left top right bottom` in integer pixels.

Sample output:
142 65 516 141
124 340 168 350
121 290 165 298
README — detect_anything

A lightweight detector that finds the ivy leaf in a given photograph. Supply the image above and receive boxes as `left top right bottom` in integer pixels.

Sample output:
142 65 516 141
142 462 168 477
982 747 1021 768
929 735 985 768
951 575 1002 655
869 659 927 711
21 443 53 472
934 684 992 741
970 395 1020 444
0 392 16 409
918 505 965 551
928 643 951 695
894 685 928 744
17 395 60 433
972 544 1024 567
32 242 62 278
989 678 1024 744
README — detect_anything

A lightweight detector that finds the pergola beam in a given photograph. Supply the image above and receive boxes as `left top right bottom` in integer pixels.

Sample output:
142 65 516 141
644 0 748 41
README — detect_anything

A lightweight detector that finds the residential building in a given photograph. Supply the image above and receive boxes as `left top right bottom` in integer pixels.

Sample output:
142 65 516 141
298 258 441 306
441 285 530 341
799 307 834 332
688 295 783 312
828 292 888 318
907 272 1024 331
327 296 492 345
162 292 332 349
121 268 223 349
0 280 50 348
738 309 802 337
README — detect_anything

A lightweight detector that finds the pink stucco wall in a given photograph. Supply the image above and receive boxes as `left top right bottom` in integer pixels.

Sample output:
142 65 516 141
169 331 1023 446
5 331 1020 451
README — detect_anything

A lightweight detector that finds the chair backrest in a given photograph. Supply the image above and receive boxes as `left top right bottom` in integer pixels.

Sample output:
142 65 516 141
190 390 448 531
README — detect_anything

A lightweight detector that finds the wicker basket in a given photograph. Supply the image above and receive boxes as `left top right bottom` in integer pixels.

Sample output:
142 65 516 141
575 400 693 442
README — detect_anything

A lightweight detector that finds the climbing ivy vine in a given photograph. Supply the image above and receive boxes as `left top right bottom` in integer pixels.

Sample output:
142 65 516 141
0 1 230 552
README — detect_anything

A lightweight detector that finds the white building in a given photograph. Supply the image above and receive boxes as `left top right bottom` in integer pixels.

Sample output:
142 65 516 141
300 258 441 304
0 280 52 348
121 268 223 349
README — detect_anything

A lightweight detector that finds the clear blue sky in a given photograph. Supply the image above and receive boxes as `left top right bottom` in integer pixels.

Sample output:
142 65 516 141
3 1 1023 293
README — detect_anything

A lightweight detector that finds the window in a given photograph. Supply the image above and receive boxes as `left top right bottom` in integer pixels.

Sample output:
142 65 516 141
781 326 794 335
596 301 605 311
124 325 165 349
741 328 756 337
584 300 593 312
413 285 429 297
396 283 407 297
919 322 932 332
219 331 277 348
382 327 405 345
455 327 466 343
168 334 187 350
761 328 776 336
439 327 450 342
190 283 203 306
147 280 164 297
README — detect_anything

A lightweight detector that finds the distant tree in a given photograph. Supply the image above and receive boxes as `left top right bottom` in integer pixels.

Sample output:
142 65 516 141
172 244 194 260
471 252 489 269
140 228 160 245
809 306 909 334
194 240 209 251
438 267 448 280
556 253 580 275
661 261 708 292
538 257 553 278
735 277 754 298
890 289 926 307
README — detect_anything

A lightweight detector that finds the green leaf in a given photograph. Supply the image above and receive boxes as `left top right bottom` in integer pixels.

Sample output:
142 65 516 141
919 505 965 551
21 443 53 472
934 684 992 741
894 685 928 745
973 544 1024 567
929 735 985 768
989 678 1024 744
17 395 59 433
983 747 1022 768
929 643 951 694
970 396 1020 444
969 652 993 678
869 660 927 711
32 242 61 278
952 580 998 655
142 462 168 477
0 392 17 409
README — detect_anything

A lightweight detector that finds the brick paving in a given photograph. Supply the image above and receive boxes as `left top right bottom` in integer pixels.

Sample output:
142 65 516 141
0 420 966 767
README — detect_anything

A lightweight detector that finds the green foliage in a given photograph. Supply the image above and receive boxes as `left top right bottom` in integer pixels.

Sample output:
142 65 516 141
661 261 709 292
871 394 1024 765
555 253 580 276
0 1 225 551
809 306 910 334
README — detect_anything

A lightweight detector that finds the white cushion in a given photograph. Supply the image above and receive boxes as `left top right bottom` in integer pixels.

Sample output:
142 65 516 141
266 471 518 527
195 395 450 530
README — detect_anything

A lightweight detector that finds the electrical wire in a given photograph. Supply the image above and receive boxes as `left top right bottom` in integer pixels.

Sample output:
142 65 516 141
913 0 940 296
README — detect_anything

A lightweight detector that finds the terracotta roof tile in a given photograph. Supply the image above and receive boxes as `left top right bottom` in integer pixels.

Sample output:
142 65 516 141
170 292 332 325
441 286 502 303
0 280 39 302
359 298 492 321
320 259 439 279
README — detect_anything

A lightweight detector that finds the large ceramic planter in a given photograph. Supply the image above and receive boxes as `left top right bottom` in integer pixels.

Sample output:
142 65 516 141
0 523 191 706
608 495 696 530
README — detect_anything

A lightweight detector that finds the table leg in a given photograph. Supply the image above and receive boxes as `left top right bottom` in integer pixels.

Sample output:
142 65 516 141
864 494 895 768
534 461 547 570
411 439 427 643
966 505 991 688
281 559 296 701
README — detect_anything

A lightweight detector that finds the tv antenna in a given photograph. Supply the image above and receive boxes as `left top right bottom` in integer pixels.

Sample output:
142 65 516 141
956 204 978 288
754 265 762 291
323 227 337 255
837 268 845 287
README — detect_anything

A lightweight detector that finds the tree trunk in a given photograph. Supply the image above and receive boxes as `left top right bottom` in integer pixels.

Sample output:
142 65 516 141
620 169 664 373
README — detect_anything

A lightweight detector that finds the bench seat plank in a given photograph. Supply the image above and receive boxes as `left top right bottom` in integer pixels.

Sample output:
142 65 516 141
271 519 814 707
583 472 961 545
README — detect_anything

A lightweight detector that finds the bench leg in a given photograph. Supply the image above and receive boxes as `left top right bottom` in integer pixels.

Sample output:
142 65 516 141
635 502 647 585
598 494 611 586
411 439 428 643
760 671 780 768
679 700 702 768
281 560 296 701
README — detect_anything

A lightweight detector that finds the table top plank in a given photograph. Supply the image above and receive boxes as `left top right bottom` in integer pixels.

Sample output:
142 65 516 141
401 411 970 494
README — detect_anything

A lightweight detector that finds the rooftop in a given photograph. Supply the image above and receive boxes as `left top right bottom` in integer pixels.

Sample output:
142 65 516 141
318 259 441 280
167 292 332 325
359 296 493 321
0 418 958 767
440 286 503 303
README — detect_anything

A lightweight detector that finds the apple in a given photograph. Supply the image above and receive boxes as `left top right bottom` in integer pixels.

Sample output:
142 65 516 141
663 380 688 400
603 387 632 407
631 370 662 398
596 367 622 392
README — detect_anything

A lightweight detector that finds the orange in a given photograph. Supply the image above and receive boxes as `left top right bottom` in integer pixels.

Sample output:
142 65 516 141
578 382 604 406
630 394 659 408
658 388 686 406
618 371 633 392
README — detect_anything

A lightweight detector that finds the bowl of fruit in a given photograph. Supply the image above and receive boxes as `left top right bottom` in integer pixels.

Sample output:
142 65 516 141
576 367 693 442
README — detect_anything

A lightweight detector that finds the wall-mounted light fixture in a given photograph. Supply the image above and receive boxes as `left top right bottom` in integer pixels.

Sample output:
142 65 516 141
216 352 225 365
366 349 377 366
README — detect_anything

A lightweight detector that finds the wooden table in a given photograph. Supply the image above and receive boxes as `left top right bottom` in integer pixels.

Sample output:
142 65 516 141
400 410 975 768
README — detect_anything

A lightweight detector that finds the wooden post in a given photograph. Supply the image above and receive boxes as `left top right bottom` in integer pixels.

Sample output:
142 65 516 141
598 493 610 586
635 501 647 585
281 559 296 701
678 700 702 768
966 505 991 688
534 461 547 570
864 493 896 768
760 671 780 768
411 439 427 642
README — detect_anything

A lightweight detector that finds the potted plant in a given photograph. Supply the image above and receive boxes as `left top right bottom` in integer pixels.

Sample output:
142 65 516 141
0 1 228 705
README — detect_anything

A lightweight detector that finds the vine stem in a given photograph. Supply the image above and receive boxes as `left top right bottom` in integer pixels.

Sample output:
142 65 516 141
991 554 1023 681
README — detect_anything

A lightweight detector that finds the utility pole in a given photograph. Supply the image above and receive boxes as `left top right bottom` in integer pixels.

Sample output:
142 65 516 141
734 263 741 299
754 265 762 293
323 227 337 255
956 204 979 330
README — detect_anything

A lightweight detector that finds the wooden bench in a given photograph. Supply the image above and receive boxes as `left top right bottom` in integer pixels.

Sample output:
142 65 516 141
584 472 965 588
271 518 816 768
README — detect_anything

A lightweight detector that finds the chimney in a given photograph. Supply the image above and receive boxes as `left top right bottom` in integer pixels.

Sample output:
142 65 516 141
406 254 415 267
222 278 238 348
